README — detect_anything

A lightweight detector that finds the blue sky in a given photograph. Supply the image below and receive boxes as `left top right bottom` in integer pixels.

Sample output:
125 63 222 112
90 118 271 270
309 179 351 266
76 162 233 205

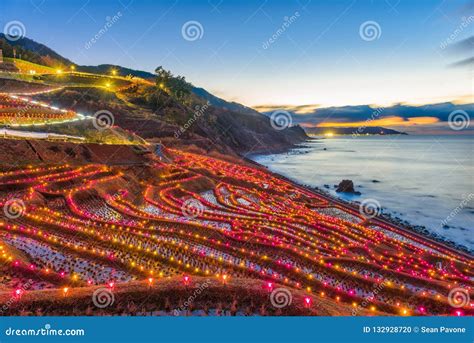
1 0 472 109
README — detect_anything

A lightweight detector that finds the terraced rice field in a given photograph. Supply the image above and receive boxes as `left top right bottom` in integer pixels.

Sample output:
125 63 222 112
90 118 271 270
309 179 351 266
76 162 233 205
0 148 472 316
0 94 80 126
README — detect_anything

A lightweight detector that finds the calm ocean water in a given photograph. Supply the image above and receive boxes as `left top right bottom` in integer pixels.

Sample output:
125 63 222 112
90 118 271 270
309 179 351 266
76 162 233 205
252 135 474 252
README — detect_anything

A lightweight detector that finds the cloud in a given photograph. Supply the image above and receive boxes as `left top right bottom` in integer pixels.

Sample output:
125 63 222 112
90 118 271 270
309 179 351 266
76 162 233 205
253 104 321 114
449 35 474 54
257 102 474 133
449 56 474 68
315 116 440 128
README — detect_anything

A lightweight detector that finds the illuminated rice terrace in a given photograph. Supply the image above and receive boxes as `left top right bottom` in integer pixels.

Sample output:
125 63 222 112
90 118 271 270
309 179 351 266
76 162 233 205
0 148 472 316
0 94 84 126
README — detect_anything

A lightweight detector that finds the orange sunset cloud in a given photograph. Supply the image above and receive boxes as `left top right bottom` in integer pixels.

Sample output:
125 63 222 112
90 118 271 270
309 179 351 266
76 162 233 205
313 116 440 128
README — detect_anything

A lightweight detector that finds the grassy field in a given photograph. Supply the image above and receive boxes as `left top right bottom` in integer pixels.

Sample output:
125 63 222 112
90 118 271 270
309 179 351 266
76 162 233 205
4 57 56 74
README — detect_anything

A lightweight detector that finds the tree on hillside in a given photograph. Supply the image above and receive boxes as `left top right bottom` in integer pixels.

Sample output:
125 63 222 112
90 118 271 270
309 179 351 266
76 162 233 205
154 66 192 102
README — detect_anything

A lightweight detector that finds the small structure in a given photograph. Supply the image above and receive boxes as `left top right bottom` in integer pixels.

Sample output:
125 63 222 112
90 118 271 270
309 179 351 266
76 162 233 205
154 143 171 162
0 49 3 63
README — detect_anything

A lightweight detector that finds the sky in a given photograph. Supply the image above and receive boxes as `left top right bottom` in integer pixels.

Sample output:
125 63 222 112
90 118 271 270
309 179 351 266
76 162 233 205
1 0 473 132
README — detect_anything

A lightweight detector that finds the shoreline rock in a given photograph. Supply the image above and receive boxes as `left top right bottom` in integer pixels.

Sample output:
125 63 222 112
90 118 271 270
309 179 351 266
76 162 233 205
335 179 361 195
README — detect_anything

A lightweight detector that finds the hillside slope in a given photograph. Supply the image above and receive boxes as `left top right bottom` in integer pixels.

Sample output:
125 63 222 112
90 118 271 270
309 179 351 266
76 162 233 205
2 35 308 154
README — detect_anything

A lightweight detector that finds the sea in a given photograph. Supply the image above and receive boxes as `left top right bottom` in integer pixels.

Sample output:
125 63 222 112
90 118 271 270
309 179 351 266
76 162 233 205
251 135 474 252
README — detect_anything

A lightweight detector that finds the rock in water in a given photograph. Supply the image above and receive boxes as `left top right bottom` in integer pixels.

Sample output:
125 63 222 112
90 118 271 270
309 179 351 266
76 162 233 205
336 179 360 194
